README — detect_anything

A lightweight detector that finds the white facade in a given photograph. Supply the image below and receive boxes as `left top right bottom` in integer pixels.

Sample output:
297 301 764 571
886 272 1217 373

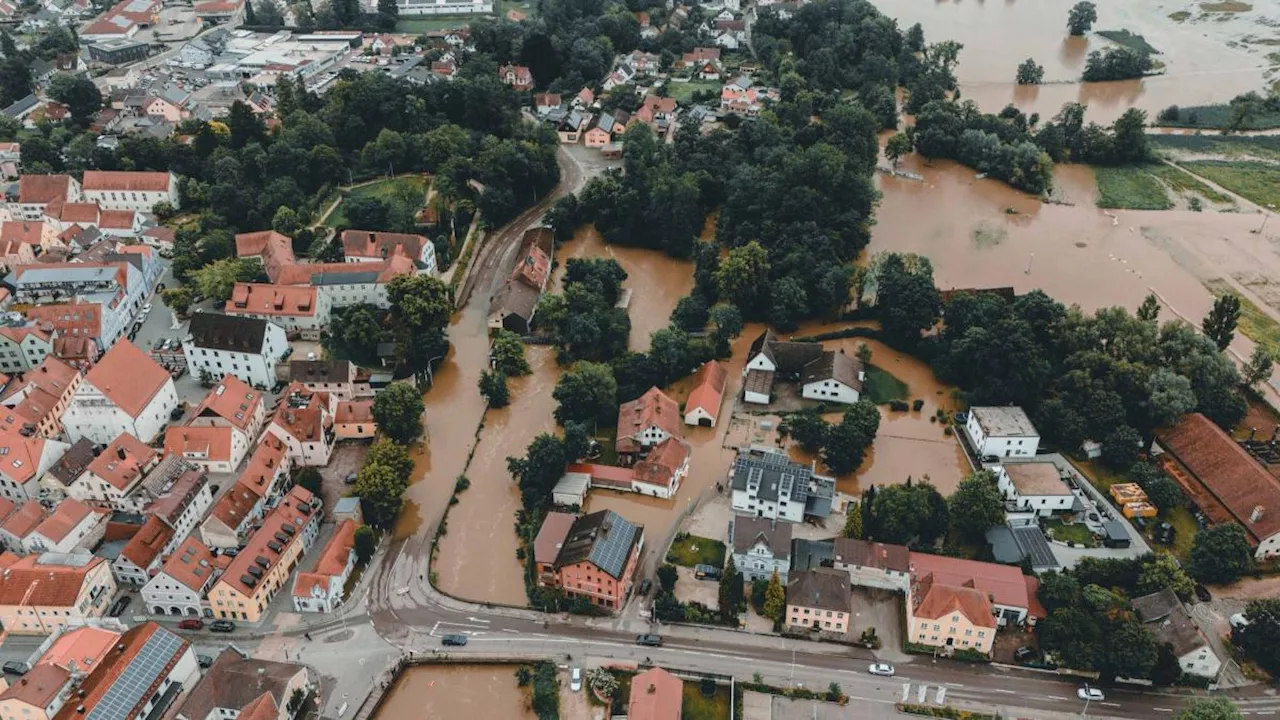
315 280 391 309
0 329 51 373
164 481 213 548
1178 643 1223 679
142 569 210 617
995 464 1074 517
632 423 671 449
733 535 788 583
0 438 68 502
801 377 860 405
182 321 288 390
731 485 804 523
965 407 1040 459
168 426 250 474
684 405 716 427
82 173 179 212
113 549 161 586
63 376 179 445
1256 532 1280 559
396 0 492 15
24 509 105 554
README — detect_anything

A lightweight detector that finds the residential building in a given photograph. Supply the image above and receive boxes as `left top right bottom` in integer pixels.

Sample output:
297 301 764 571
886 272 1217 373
174 649 314 720
164 425 247 474
144 466 212 551
235 230 296 283
183 313 288 390
995 462 1075 517
24 498 106 554
87 37 151 64
187 374 266 439
341 230 437 274
64 432 160 511
832 538 911 592
334 400 375 441
964 407 1040 459
729 446 836 522
0 664 71 720
264 383 335 467
498 63 533 90
15 175 80 221
79 170 178 213
225 282 330 333
488 227 554 334
5 262 135 310
742 329 824 404
0 429 69 502
53 622 198 719
786 567 852 633
274 257 416 310
0 501 45 550
290 359 360 400
292 518 357 613
24 300 106 370
62 340 178 444
234 433 290 503
0 323 53 373
396 0 490 15
908 552 1044 628
0 356 81 439
532 510 644 611
1132 588 1222 680
1157 412 1280 558
617 387 682 456
730 515 792 582
684 360 727 428
208 486 321 622
634 95 677 132
0 220 59 253
0 553 116 635
800 349 865 404
627 667 682 720
80 0 162 40
113 514 173 586
908 572 996 655
199 483 263 550
142 535 219 617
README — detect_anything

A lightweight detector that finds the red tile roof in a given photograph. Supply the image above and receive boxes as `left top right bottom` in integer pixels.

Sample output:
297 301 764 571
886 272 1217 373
234 231 296 282
208 483 260 532
217 485 317 597
912 572 997 628
165 425 234 463
119 514 172 570
158 535 217 594
0 221 49 246
533 511 576 565
1158 412 1280 544
335 399 373 424
909 552 1038 618
235 433 286 499
83 340 171 418
26 299 102 339
632 437 688 489
269 383 331 443
292 518 355 598
0 662 70 708
1 500 45 539
340 230 427 262
32 498 101 544
627 667 683 720
81 170 172 193
0 553 105 606
88 433 159 492
684 360 727 424
617 387 682 446
0 427 50 484
51 623 188 720
226 282 318 318
18 175 72 205
191 375 261 433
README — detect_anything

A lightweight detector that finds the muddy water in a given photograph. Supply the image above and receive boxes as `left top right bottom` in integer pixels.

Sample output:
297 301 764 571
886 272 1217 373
375 665 532 720
554 227 694 351
870 0 1268 123
434 346 559 605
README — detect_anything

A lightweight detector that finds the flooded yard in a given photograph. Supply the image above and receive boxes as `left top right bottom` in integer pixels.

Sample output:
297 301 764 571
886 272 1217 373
375 665 533 720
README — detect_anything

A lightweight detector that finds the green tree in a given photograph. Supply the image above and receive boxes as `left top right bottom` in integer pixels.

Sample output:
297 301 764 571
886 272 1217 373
871 481 948 545
48 73 102 125
949 470 1006 542
371 382 424 443
714 241 771 318
1036 570 1081 611
367 439 413 482
507 434 568 510
763 569 786 623
272 206 301 236
243 0 257 23
152 201 177 221
1239 598 1280 675
161 287 193 315
1067 1 1098 35
190 257 258 303
387 274 452 377
718 556 744 621
479 370 510 408
1144 477 1185 513
657 563 678 593
671 294 710 333
710 303 743 355
788 410 829 453
1138 293 1161 322
884 132 913 167
553 361 618 426
354 462 409 529
1016 58 1045 85
1111 108 1151 164
822 400 881 475
1176 698 1244 720
1137 553 1196 599
1101 425 1142 470
294 467 323 496
1096 617 1158 681
1190 524 1253 585
491 330 531 376
1243 345 1274 387
354 525 376 562
874 253 941 346
842 502 864 539
376 0 398 29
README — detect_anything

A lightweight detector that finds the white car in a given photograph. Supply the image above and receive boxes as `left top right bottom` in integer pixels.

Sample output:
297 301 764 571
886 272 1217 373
868 663 895 677
570 667 582 692
142 303 152 312
1077 686 1104 701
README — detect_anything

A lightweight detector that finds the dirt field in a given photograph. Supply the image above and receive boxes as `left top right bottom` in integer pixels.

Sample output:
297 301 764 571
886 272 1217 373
319 442 370 520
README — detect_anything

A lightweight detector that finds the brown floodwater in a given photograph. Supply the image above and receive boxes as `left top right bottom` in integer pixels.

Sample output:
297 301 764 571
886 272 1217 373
374 665 532 720
433 346 558 606
870 0 1269 123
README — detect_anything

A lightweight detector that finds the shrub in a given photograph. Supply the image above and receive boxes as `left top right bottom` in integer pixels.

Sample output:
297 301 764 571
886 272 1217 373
889 400 910 411
912 399 925 411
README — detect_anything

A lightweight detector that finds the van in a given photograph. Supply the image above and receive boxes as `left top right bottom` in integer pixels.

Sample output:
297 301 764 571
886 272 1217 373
442 634 468 646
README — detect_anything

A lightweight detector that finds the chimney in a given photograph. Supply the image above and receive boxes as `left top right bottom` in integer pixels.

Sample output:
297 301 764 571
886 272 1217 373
647 684 656 694
1252 505 1265 523
116 446 126 461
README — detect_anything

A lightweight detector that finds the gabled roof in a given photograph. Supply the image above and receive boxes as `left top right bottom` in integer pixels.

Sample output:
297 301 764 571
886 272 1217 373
18 174 72 205
80 170 171 193
88 433 157 491
32 498 100 543
909 552 1037 616
215 485 317 598
51 622 188 720
207 483 260 531
187 312 270 353
0 500 45 539
632 437 687 489
617 387 681 443
119 514 172 569
191 375 261 432
0 662 69 708
227 282 318 318
912 572 997 628
340 229 427 261
627 667 682 720
290 359 351 385
787 567 851 612
553 510 641 579
0 553 105 606
533 511 576 566
178 649 309 720
1131 587 1182 623
157 535 216 594
801 350 863 391
235 433 286 498
0 427 51 484
292 518 355 598
335 399 373 425
83 340 170 418
832 538 909 572
730 515 792 558
685 360 727 421
164 425 234 462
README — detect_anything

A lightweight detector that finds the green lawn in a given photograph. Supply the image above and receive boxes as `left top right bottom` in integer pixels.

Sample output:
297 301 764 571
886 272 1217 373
667 534 726 568
1179 160 1280 209
682 682 732 720
667 80 722 104
1145 163 1234 204
1097 30 1160 55
1045 519 1097 547
1149 134 1280 162
395 16 477 32
1204 279 1280 359
1162 505 1199 562
325 175 428 228
1072 457 1128 494
863 365 910 405
1093 165 1173 210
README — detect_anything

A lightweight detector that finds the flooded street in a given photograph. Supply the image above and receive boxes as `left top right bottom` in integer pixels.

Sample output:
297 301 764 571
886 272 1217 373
871 0 1272 123
375 665 532 720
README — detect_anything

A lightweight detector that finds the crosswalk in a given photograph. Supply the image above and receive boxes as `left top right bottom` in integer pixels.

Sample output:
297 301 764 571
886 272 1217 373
901 682 947 706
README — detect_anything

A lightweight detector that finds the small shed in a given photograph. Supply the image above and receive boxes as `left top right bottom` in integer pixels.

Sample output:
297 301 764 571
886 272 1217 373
1102 520 1131 548
552 471 591 507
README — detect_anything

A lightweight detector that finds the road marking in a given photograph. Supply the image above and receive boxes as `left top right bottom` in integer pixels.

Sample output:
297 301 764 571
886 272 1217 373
992 689 1017 695
945 682 964 688
501 629 519 634
1047 695 1070 701
1155 709 1175 713
1101 702 1121 707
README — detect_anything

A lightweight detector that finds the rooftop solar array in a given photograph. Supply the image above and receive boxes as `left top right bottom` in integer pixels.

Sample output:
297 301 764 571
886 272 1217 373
86 628 183 720
587 511 638 579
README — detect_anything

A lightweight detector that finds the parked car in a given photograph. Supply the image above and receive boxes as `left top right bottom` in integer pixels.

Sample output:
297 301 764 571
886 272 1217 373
209 620 236 633
694 564 721 580
108 596 131 617
1195 585 1213 602
2 661 28 676
1077 686 1104 701
570 667 582 692
868 663 895 677
1014 646 1036 662
222 547 239 557
635 634 663 647
142 303 152 313
441 634 468 646
638 579 652 596
178 618 204 630
197 655 214 669
344 473 358 485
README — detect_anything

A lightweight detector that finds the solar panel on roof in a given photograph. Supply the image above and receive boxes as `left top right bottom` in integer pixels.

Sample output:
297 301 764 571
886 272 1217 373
85 628 183 720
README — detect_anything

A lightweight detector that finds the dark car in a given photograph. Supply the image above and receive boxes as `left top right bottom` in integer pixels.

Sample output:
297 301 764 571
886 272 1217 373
1014 646 1036 662
1195 585 1212 602
108 595 131 617
2 661 28 676
209 620 236 633
636 634 663 647
441 634 468 646
197 655 214 668
638 579 653 596
178 618 204 630
170 406 185 421
344 473 358 485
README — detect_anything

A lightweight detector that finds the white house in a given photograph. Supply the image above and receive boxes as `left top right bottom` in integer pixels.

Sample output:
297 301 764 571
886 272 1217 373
729 446 836 523
199 483 263 550
1133 588 1223 680
62 340 178 445
616 386 682 456
0 324 53 373
113 514 172 585
143 535 219 617
182 313 288 390
264 383 335 467
965 407 1040 459
730 515 792 582
164 424 249 474
225 282 331 333
832 538 911 592
146 466 212 552
292 518 357 613
0 429 69 501
340 230 437 275
800 350 864 404
23 498 107 554
80 170 179 213
684 360 727 428
629 437 689 499
996 462 1075 517
64 433 160 512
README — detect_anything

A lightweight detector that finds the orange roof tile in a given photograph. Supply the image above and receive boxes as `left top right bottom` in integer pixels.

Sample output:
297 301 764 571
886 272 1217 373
81 170 172 193
0 221 49 246
237 693 279 720
18 175 72 205
617 387 682 446
32 498 101 544
1 500 45 538
632 437 688 489
208 483 261 532
97 210 135 230
119 514 173 570
88 433 159 492
340 230 428 262
226 282 318 318
0 553 105 606
334 399 373 424
51 623 187 720
685 360 727 423
191 375 261 433
158 535 217 594
25 299 102 339
270 384 331 443
235 433 286 499
217 486 317 598
164 425 235 463
911 572 997 628
0 428 49 484
37 626 118 673
909 552 1037 618
627 667 682 720
83 340 171 418
292 518 355 598
0 663 70 707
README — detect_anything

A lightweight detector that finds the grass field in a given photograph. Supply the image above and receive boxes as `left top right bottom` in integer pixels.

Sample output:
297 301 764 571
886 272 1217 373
1163 505 1198 562
325 175 428 228
395 16 476 32
1152 103 1280 131
1092 165 1172 210
1179 160 1280 209
1149 134 1280 162
1097 30 1160 55
682 682 732 720
1205 278 1280 358
863 365 910 405
1145 163 1234 204
667 80 722 103
1045 519 1097 547
667 535 726 568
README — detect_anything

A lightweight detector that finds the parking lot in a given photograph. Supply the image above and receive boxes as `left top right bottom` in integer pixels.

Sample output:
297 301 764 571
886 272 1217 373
318 442 371 519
